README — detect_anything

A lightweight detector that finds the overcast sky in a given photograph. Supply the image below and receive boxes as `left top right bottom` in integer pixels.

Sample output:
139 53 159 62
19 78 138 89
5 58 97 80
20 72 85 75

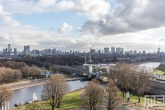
0 0 165 52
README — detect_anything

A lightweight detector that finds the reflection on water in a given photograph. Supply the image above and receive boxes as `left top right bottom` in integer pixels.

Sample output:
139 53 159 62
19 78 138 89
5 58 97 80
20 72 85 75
139 62 160 72
9 80 87 108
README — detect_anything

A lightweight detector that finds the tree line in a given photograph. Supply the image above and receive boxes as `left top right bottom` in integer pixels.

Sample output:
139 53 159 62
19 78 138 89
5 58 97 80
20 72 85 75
0 61 43 83
0 67 22 84
41 74 120 110
0 61 28 69
108 62 151 103
0 62 151 110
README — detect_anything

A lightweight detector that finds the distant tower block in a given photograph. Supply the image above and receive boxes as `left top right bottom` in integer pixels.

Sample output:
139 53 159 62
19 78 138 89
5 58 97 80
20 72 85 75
90 55 92 62
84 55 87 64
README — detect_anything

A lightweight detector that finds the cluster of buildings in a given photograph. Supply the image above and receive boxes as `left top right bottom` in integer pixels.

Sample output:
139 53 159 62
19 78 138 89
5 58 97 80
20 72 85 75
2 44 30 56
0 44 163 57
90 47 126 54
90 47 151 55
3 44 17 55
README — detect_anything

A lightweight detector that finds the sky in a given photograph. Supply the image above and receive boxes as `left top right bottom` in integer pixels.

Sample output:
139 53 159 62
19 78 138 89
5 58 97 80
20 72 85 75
0 0 165 52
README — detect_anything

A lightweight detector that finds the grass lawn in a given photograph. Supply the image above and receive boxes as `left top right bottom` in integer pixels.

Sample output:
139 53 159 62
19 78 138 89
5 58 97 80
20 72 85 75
11 89 83 110
152 70 164 75
118 91 163 106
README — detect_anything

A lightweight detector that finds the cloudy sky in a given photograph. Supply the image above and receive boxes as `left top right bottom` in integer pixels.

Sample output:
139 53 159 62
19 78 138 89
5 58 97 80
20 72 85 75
0 0 165 52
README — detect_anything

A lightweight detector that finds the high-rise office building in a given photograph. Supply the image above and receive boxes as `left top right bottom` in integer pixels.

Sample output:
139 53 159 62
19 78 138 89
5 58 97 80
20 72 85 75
104 47 109 53
45 49 51 53
8 44 10 52
121 48 124 53
116 47 122 54
14 48 17 56
111 47 115 53
143 51 146 54
90 47 96 53
52 48 57 54
3 48 7 54
134 50 137 54
8 44 12 54
24 45 30 54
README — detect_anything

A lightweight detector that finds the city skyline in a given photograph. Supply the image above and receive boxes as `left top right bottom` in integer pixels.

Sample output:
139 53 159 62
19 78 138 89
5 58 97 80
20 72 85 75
0 0 165 52
1 43 163 54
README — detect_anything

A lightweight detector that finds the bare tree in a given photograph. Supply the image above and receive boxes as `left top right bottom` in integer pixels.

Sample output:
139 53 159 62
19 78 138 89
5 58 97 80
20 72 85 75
107 66 116 82
82 79 103 110
0 67 22 84
108 63 151 103
115 63 131 98
129 64 139 96
21 66 41 79
0 86 12 108
106 79 120 110
49 66 59 74
42 74 70 110
134 66 151 103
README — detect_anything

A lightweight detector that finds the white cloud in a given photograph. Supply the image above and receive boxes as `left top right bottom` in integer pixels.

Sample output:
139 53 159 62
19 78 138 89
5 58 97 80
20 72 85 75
0 0 110 20
80 0 165 35
0 0 165 52
57 23 73 33
37 0 56 7
0 4 8 15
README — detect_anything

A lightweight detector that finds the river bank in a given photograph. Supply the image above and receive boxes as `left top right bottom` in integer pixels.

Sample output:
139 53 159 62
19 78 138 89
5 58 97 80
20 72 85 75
8 79 87 108
11 89 83 110
3 77 82 91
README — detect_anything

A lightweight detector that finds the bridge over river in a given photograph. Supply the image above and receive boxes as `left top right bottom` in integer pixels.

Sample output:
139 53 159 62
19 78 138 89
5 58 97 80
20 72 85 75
19 57 85 74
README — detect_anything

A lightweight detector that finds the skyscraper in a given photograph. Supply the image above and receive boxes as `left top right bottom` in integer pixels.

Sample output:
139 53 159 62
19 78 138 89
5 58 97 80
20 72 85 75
3 48 7 54
111 47 115 53
8 44 12 54
116 47 122 54
104 47 109 53
52 48 57 54
14 48 17 56
24 45 30 54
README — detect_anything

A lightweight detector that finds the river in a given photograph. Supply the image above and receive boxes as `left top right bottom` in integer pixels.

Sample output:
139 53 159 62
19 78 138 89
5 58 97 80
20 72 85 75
9 62 161 109
9 80 87 109
139 62 160 72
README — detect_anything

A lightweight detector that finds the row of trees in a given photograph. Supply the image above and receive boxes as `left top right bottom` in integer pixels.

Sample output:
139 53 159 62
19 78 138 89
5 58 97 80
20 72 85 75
108 62 151 103
82 79 119 110
0 60 43 81
49 66 59 74
21 66 42 79
0 65 42 84
0 61 27 69
42 75 119 110
0 67 22 84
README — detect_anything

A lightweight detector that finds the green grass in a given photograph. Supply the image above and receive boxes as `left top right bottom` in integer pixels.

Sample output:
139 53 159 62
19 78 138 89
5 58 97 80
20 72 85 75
11 89 83 110
152 70 164 75
118 91 163 106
